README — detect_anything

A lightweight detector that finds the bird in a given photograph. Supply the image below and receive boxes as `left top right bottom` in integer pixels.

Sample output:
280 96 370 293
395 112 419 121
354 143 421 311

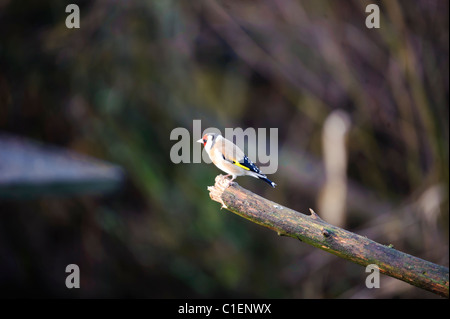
197 133 276 188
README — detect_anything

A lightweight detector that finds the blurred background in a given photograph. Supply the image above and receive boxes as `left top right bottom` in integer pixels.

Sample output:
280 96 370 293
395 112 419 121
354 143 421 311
0 0 448 298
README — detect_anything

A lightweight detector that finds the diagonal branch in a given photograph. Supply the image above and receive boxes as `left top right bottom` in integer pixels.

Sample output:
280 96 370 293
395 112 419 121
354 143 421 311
208 175 449 298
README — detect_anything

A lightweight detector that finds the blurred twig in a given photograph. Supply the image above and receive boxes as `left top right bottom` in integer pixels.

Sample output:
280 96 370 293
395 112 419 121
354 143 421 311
208 175 449 298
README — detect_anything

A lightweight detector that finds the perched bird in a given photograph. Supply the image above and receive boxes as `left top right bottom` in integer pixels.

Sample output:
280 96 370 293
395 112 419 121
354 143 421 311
197 133 276 187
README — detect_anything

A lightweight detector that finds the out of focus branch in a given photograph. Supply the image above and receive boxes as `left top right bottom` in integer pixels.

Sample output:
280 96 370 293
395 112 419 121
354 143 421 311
319 109 351 227
208 175 449 298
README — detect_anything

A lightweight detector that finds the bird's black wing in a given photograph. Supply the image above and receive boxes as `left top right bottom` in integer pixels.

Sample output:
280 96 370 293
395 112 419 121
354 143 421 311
236 156 263 175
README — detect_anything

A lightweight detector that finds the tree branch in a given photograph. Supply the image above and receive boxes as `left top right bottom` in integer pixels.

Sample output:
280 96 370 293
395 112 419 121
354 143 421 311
208 175 449 298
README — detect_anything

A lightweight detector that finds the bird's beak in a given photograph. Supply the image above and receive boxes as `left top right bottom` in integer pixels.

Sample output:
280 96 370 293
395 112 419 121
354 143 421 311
196 138 204 144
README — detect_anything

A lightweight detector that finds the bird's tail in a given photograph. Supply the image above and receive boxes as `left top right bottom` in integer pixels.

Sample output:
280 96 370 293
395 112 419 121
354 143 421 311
248 172 276 188
257 174 277 188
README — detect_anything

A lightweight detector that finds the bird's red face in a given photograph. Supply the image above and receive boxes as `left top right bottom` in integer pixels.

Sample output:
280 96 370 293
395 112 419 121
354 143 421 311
201 134 208 146
197 134 212 147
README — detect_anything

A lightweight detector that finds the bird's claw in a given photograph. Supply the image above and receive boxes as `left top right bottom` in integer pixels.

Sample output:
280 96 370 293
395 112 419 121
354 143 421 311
226 180 236 188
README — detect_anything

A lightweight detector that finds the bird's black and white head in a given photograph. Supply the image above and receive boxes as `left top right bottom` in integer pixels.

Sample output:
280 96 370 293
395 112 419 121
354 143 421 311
197 133 218 152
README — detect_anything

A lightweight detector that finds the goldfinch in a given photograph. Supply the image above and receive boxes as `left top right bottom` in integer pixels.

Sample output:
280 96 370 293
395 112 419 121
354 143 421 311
197 133 276 188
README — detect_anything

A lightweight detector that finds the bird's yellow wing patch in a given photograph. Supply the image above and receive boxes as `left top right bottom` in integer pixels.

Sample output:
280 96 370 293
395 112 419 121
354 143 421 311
232 161 251 170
